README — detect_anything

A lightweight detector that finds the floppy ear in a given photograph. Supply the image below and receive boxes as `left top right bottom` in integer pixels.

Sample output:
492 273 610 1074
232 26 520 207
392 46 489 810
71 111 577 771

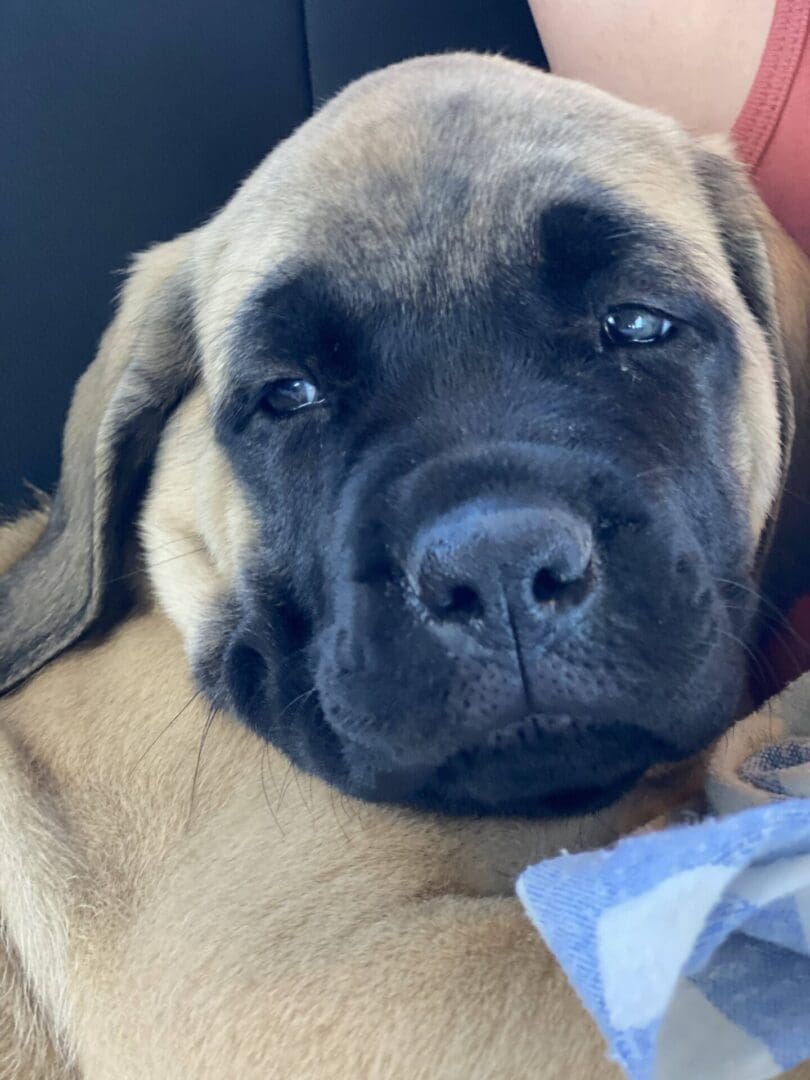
692 141 810 563
0 233 199 693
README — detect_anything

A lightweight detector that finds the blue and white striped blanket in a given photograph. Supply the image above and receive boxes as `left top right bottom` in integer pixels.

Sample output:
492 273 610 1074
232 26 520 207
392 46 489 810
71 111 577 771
518 674 810 1080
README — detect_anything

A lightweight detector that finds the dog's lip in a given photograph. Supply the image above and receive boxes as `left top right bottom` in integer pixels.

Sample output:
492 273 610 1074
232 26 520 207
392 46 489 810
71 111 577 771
490 770 645 817
339 710 675 815
337 706 664 763
482 711 576 745
360 756 647 817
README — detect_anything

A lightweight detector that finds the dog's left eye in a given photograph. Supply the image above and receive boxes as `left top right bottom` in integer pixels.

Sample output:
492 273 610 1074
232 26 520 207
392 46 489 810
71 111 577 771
601 306 675 345
260 378 324 415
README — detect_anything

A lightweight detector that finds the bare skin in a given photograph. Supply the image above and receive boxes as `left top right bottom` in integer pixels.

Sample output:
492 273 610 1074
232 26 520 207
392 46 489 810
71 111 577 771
528 0 775 135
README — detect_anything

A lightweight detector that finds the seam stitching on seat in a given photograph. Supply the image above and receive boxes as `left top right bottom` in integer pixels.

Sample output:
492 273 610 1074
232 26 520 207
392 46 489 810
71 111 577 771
299 0 315 115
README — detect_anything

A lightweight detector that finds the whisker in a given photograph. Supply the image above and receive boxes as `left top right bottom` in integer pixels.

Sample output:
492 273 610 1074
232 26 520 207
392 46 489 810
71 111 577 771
751 615 805 681
277 758 298 808
104 546 207 586
259 741 286 837
336 789 359 826
713 625 779 708
129 689 202 776
290 760 312 814
725 604 807 669
140 534 203 555
716 577 808 679
715 576 807 648
187 704 218 824
275 686 318 725
328 783 351 843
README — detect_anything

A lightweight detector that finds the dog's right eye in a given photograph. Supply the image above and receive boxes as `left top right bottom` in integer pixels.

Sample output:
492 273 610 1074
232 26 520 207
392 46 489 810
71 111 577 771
259 378 324 416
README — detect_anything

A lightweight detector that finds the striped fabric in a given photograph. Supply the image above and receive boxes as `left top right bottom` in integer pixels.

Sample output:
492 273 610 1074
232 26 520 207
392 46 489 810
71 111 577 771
517 672 810 1080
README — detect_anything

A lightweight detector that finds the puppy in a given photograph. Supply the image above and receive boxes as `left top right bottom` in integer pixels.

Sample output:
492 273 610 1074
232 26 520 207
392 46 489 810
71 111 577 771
1 53 808 1078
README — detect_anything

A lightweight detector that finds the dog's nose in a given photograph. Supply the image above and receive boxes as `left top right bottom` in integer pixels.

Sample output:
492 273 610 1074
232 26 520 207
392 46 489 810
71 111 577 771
412 500 594 637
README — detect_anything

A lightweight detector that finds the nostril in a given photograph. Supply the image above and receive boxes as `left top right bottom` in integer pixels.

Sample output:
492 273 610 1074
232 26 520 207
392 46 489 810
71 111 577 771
443 584 484 621
419 570 485 622
532 566 563 603
532 561 592 608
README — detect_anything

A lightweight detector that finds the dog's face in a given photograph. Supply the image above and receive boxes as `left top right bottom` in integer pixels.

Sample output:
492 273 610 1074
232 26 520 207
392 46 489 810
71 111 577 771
3 55 793 818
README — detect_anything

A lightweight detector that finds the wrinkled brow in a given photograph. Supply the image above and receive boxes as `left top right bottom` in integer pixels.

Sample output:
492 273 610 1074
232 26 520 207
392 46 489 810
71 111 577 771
226 266 360 385
538 197 696 293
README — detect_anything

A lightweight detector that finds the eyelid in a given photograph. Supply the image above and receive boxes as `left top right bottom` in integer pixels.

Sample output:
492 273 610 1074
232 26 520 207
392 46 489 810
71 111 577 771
265 359 320 382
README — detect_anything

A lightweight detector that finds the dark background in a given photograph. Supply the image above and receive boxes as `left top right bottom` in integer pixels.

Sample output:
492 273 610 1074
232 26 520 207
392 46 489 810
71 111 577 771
1 1 545 511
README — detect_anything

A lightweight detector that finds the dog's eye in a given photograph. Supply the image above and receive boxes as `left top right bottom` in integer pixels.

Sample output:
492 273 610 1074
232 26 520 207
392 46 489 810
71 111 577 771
601 306 675 346
260 378 324 415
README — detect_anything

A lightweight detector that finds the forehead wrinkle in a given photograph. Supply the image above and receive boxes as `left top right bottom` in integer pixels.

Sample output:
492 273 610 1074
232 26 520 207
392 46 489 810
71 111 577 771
537 194 696 294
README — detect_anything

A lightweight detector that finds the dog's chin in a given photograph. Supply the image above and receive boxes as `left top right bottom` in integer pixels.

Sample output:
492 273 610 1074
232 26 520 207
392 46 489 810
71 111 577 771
421 772 646 818
312 708 686 819
358 761 648 819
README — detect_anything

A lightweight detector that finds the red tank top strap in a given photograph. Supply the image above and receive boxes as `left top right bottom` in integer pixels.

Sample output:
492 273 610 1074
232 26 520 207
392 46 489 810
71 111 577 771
731 0 810 254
